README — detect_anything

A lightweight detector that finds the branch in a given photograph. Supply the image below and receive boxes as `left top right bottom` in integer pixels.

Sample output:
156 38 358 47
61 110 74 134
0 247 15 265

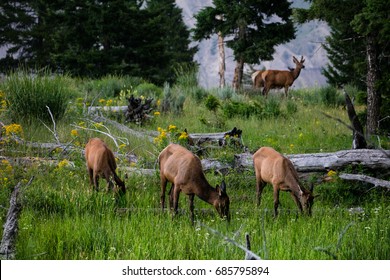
199 222 262 260
40 106 61 144
339 173 390 190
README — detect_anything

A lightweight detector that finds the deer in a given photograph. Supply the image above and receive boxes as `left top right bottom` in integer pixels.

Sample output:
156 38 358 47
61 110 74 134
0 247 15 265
261 56 305 98
158 143 230 224
85 138 126 194
253 146 316 217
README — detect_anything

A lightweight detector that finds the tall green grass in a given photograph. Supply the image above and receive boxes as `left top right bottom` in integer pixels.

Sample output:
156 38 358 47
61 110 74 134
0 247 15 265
13 165 390 260
3 69 75 123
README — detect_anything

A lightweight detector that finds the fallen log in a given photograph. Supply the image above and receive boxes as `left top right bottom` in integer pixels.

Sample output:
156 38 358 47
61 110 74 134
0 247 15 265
234 149 390 172
0 177 34 260
87 106 127 114
339 173 390 190
188 127 242 147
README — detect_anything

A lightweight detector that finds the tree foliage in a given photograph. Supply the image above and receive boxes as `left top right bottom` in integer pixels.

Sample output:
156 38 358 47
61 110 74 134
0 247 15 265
297 0 390 134
0 0 196 85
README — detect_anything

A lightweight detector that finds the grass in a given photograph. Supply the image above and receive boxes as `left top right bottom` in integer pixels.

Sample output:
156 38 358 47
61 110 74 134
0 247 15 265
0 75 389 260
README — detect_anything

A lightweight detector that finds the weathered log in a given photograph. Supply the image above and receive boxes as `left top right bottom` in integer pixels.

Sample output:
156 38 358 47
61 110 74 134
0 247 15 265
0 177 34 260
87 106 127 114
92 115 156 142
234 149 390 172
339 173 390 189
188 127 242 147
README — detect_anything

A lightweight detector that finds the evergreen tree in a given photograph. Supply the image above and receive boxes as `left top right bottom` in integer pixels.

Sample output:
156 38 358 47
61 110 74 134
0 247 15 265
0 0 195 85
193 0 295 89
297 0 390 135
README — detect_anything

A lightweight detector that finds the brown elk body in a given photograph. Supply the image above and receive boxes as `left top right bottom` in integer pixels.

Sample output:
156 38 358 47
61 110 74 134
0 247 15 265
158 143 230 223
253 146 315 217
261 56 305 97
85 138 126 193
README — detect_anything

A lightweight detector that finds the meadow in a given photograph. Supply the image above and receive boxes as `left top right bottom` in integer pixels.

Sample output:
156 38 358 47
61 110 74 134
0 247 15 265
0 71 389 260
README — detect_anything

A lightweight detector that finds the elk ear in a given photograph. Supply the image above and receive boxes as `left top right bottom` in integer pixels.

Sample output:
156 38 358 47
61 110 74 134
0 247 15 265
220 180 227 194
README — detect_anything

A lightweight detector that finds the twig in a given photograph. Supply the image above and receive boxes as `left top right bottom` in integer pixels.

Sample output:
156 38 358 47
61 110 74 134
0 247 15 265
199 222 262 260
40 106 61 144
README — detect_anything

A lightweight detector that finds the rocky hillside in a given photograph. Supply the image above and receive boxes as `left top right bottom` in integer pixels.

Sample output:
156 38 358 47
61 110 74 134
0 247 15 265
177 0 330 89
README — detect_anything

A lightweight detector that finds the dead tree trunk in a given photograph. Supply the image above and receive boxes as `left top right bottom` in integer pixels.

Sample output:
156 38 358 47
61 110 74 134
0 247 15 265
345 91 367 149
234 149 390 172
0 177 33 260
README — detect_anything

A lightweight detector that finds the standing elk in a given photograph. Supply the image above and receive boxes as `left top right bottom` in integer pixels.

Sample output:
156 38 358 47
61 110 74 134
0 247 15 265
158 143 230 224
253 146 315 217
85 138 126 193
261 56 305 98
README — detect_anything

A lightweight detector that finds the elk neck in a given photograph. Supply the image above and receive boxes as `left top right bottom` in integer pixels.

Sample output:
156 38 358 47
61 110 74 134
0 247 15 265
196 181 220 205
292 67 302 81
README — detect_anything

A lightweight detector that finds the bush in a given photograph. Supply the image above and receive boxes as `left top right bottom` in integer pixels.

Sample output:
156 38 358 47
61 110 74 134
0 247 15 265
135 82 162 99
222 101 262 119
3 69 74 123
318 86 344 107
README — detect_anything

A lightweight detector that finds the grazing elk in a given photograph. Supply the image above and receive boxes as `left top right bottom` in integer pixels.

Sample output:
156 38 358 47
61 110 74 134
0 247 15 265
261 56 305 98
85 138 126 193
253 146 315 217
158 143 230 224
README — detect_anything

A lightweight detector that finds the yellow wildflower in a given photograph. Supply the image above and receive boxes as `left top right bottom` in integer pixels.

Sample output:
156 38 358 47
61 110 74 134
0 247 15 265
168 125 177 132
57 159 71 169
327 170 337 177
99 98 106 104
4 123 23 138
70 129 78 137
106 99 113 106
154 111 160 116
178 131 188 140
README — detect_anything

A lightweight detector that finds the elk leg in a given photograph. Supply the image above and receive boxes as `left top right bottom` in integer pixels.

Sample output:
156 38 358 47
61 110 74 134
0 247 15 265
290 192 303 213
88 167 94 186
160 177 168 211
273 187 280 217
172 185 181 218
188 194 195 225
256 180 266 207
168 183 175 210
93 173 99 192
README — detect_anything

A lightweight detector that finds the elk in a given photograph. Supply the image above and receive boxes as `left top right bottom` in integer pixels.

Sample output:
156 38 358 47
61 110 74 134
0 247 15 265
251 70 264 89
253 146 315 217
85 138 126 193
158 143 230 224
261 56 305 97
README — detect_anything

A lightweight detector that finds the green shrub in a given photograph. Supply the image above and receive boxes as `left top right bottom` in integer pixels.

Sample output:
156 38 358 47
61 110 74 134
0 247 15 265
160 83 186 114
4 69 74 123
204 95 220 112
318 86 344 107
222 101 262 118
135 82 162 99
263 98 281 118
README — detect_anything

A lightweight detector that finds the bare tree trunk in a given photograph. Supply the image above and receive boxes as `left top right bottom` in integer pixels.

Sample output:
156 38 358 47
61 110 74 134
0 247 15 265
218 31 225 89
344 91 367 149
232 57 244 90
365 34 380 137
